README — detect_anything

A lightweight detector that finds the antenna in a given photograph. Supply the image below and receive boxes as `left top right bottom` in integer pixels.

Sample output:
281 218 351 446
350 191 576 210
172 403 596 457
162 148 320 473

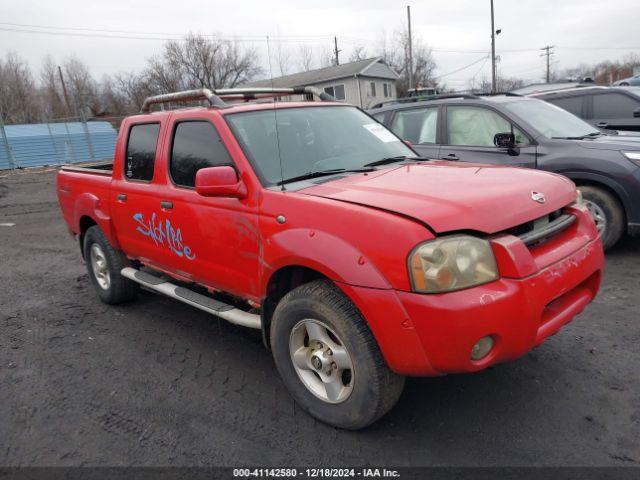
266 35 286 192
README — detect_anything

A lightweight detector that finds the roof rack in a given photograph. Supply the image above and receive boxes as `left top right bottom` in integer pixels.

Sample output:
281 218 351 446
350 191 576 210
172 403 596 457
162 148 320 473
140 86 335 113
370 93 480 109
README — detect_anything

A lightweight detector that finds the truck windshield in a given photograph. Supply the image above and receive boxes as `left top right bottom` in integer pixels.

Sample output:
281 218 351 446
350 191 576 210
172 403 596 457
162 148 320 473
504 99 601 139
226 106 414 186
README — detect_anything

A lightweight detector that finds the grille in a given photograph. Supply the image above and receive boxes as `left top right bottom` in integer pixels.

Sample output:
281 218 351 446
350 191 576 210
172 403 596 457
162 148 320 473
505 207 576 248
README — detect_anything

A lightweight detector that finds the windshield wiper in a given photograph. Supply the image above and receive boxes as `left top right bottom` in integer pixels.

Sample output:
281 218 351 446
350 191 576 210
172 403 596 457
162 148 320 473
552 132 602 140
277 168 373 186
363 155 423 167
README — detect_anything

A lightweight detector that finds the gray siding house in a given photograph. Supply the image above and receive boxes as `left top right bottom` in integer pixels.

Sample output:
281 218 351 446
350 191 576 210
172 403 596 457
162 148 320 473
243 57 399 108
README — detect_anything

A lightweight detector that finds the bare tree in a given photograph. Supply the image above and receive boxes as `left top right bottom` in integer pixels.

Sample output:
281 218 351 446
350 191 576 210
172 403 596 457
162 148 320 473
378 26 437 97
39 55 67 119
298 44 315 72
0 52 38 124
100 72 154 118
349 45 369 62
151 33 261 90
275 42 291 76
62 56 99 115
318 45 334 68
472 75 524 94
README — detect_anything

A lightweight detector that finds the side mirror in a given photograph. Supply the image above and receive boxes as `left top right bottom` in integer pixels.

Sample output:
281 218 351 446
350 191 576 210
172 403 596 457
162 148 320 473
403 139 413 148
634 107 640 118
494 132 516 149
195 166 247 199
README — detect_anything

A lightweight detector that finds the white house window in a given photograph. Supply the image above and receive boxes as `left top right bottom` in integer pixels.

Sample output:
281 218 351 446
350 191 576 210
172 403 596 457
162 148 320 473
383 83 391 98
323 84 346 100
369 82 377 97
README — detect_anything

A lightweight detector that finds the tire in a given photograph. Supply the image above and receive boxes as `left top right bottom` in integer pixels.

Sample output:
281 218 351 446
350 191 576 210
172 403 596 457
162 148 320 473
270 280 405 430
83 225 139 304
619 82 630 86
578 185 625 250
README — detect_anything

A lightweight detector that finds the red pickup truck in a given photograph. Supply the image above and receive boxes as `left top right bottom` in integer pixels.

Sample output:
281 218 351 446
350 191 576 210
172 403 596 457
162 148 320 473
57 87 604 429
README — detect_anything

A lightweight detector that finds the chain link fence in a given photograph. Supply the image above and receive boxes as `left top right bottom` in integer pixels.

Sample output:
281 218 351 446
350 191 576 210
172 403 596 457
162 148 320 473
0 113 124 170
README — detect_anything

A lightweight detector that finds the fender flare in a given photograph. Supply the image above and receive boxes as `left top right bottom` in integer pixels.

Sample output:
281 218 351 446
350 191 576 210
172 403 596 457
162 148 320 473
261 228 391 293
561 171 632 219
73 192 121 250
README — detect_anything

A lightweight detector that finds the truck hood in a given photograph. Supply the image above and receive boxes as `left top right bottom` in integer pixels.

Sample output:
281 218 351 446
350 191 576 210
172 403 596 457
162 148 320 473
299 161 577 234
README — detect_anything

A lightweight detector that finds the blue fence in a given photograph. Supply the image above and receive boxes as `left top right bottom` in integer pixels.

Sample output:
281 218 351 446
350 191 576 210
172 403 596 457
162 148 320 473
0 121 117 170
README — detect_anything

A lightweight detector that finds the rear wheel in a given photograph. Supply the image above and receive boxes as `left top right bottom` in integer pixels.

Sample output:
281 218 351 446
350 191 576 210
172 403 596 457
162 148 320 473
578 185 625 250
270 280 405 430
83 225 139 304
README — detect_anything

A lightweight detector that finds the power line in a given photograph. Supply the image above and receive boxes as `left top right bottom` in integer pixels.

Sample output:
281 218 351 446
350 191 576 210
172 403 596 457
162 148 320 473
435 55 490 79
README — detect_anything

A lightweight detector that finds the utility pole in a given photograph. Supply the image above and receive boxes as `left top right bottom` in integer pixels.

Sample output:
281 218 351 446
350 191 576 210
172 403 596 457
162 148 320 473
490 0 496 94
407 5 414 91
333 36 341 66
57 66 72 116
540 45 555 83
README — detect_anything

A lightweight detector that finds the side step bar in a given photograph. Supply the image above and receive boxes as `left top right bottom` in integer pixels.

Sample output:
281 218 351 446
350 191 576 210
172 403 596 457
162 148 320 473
121 267 261 330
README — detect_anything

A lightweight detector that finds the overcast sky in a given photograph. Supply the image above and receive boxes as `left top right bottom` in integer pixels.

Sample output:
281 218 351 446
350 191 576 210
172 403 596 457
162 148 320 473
1 0 639 89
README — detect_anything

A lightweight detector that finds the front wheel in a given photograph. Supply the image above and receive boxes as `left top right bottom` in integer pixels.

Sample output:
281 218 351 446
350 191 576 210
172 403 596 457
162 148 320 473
578 186 625 250
270 280 405 430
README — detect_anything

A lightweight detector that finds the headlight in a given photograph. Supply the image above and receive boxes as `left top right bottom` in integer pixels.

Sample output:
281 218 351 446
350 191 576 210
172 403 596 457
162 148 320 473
408 236 499 293
622 151 640 166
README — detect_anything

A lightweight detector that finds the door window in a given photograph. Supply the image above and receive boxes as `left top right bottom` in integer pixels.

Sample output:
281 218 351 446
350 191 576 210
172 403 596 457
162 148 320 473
170 121 233 188
446 106 527 146
125 123 160 181
390 108 438 144
593 93 640 118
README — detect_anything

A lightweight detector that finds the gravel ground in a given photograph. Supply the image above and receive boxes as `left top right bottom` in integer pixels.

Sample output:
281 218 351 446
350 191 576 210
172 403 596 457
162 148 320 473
0 168 639 467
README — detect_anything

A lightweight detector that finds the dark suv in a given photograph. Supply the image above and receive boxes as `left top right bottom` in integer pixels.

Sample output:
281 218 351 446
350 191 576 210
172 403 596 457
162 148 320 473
531 86 640 132
368 94 640 249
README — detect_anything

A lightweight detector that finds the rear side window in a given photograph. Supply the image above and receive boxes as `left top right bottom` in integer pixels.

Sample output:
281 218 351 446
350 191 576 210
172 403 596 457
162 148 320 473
593 93 640 118
125 123 160 181
549 96 583 116
170 121 233 188
390 107 438 144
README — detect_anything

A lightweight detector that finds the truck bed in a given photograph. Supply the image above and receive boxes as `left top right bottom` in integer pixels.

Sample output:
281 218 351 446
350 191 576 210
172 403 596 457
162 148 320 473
60 160 113 176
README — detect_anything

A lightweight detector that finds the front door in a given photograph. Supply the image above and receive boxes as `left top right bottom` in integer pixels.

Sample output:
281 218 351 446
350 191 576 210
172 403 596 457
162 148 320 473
157 116 260 299
439 105 537 168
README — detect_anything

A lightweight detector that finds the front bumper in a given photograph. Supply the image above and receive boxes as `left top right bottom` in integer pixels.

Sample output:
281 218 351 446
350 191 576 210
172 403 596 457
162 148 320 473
339 206 605 376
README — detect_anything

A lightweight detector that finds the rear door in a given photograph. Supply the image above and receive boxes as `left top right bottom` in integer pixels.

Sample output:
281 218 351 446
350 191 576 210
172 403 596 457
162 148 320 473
111 121 166 263
439 104 537 167
386 106 440 159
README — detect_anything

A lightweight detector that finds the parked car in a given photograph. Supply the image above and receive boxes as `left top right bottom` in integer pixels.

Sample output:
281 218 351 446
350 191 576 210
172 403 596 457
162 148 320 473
530 86 640 132
58 87 603 429
369 94 640 249
614 74 640 87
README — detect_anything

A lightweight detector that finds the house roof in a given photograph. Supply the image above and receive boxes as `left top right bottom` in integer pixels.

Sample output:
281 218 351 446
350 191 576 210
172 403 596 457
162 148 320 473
244 57 399 88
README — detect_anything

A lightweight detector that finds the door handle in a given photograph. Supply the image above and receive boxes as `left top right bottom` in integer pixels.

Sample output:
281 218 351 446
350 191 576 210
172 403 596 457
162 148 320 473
160 200 173 210
596 122 608 128
441 153 460 161
117 193 127 202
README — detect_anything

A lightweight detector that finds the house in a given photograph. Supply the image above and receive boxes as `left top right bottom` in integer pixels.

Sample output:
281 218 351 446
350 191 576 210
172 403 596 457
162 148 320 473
243 57 399 108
